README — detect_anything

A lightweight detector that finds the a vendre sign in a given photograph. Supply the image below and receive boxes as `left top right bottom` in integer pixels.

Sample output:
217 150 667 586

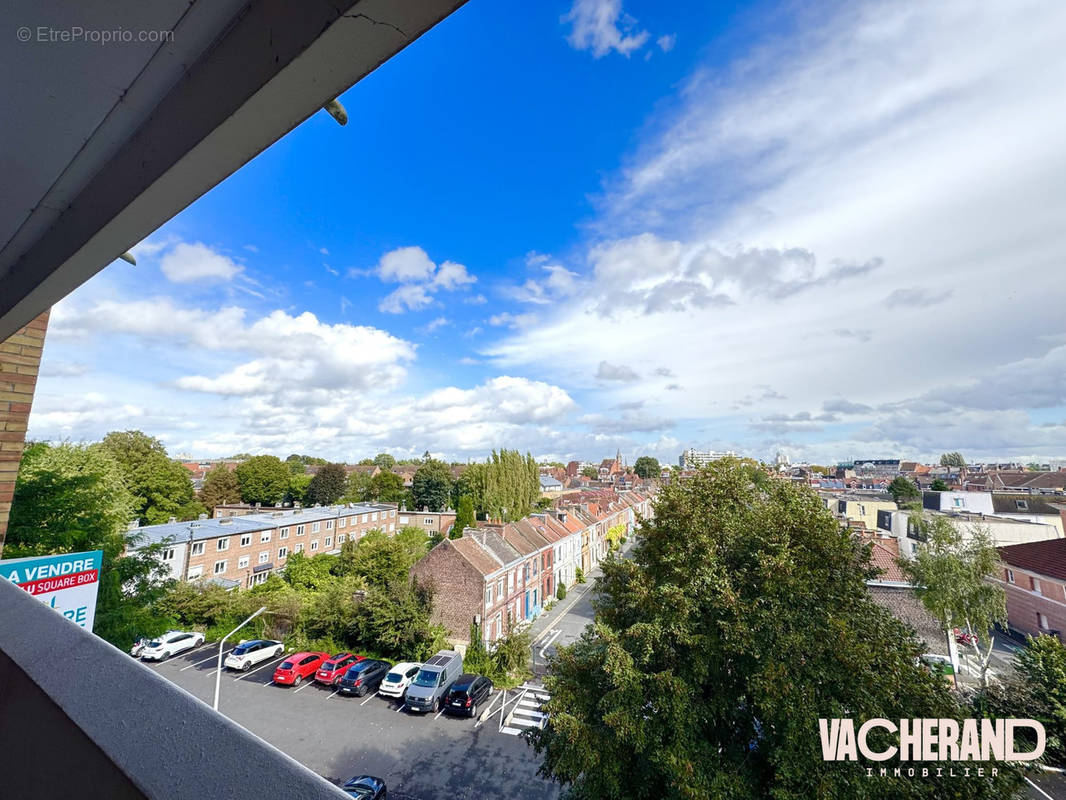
0 550 103 631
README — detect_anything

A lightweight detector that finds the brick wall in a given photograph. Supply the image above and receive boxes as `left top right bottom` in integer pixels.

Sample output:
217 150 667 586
999 565 1066 641
409 541 483 644
0 311 49 556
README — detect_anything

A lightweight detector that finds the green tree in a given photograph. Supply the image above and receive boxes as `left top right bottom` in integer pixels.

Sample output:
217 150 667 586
887 475 921 505
281 551 337 591
452 495 475 539
199 464 240 514
939 452 966 468
344 469 373 502
930 477 949 492
235 455 290 505
7 443 175 648
97 430 201 524
1012 634 1066 764
632 455 660 480
897 516 1007 688
481 449 539 521
412 459 453 512
306 463 347 506
580 466 597 479
451 462 486 512
367 470 406 503
373 452 397 470
531 459 1020 799
284 473 312 506
335 530 419 588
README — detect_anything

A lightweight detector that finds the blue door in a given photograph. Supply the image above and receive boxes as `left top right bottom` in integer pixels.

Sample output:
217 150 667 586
524 590 530 618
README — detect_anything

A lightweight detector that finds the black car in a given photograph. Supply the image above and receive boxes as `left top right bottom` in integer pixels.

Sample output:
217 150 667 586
338 659 391 696
443 673 494 717
341 775 386 799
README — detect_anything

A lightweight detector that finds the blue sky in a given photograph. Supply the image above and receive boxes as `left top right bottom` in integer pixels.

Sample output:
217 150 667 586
31 0 1066 465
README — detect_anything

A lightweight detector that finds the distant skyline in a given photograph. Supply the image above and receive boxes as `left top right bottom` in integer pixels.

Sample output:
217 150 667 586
28 0 1066 466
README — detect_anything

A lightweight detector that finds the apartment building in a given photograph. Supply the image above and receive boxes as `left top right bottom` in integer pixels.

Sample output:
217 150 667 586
997 539 1066 641
396 509 456 536
130 502 399 588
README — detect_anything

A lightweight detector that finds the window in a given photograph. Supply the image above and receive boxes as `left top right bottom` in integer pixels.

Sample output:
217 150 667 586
191 542 204 556
310 540 319 552
399 516 410 525
325 536 332 547
294 543 304 553
326 520 333 530
312 522 320 533
953 497 965 508
1006 569 1015 584
217 538 229 551
278 547 288 559
1039 613 1051 631
280 527 289 539
238 555 249 569
372 512 379 521
1016 499 1029 511
187 565 203 579
162 548 175 561
240 534 251 547
338 517 347 528
1032 577 1042 595
485 585 493 606
261 531 271 543
337 533 346 543
388 523 394 532
296 525 305 536
258 551 270 564
497 578 504 598
390 510 396 518
213 560 227 575
362 514 368 523
424 517 434 525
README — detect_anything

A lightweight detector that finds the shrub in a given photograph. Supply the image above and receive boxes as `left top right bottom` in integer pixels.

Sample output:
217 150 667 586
575 567 586 584
556 583 567 601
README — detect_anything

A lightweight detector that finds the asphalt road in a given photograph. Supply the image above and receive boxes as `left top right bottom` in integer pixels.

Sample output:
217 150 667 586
144 646 560 800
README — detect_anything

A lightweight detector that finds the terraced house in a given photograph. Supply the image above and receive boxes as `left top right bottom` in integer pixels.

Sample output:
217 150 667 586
411 490 653 647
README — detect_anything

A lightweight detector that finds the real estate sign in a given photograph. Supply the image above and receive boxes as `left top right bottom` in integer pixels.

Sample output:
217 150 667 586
0 550 103 631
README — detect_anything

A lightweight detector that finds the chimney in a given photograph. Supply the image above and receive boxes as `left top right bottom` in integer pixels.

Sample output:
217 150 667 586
198 513 207 520
168 516 177 524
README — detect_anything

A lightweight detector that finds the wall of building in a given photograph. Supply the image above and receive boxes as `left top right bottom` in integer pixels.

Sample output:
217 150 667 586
409 541 483 644
0 311 48 557
996 566 1066 641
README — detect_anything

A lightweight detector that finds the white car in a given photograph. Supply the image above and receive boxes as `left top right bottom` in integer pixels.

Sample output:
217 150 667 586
224 639 285 671
140 630 205 661
378 661 422 699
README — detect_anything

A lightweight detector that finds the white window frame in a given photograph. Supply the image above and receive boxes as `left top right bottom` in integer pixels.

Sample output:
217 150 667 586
261 531 271 543
217 538 229 551
312 521 320 533
325 536 332 547
294 543 304 553
187 565 203 579
258 551 270 564
296 525 305 536
1033 577 1042 595
310 540 319 552
1007 568 1015 584
237 555 250 569
337 533 346 543
372 512 379 521
326 520 333 530
278 547 288 559
240 534 251 547
162 548 175 561
191 542 204 556
338 517 347 528
280 527 289 539
214 560 227 575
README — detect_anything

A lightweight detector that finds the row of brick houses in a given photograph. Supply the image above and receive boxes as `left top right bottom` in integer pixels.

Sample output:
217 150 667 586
410 489 653 647
129 502 399 589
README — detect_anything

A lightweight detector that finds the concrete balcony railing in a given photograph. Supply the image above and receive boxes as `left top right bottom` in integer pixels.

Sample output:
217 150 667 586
0 576 349 799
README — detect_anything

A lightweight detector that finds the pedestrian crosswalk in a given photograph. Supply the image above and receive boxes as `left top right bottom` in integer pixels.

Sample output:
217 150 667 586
501 685 550 735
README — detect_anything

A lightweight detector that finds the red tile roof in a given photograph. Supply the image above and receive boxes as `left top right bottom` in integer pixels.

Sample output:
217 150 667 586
867 539 906 583
999 539 1066 582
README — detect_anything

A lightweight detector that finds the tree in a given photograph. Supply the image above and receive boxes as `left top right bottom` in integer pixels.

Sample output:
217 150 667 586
897 516 1007 689
452 495 475 538
344 469 372 502
373 452 396 470
580 466 597 479
929 477 949 492
367 470 406 503
7 443 174 648
235 455 290 505
97 430 202 524
451 462 486 512
306 463 347 506
283 473 312 506
887 475 920 505
939 452 966 468
530 459 1020 799
632 456 660 480
481 449 539 521
1012 634 1066 765
412 459 453 512
199 465 241 513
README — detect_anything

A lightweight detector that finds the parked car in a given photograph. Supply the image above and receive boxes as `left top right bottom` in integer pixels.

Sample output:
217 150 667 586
338 659 391 696
378 661 421 700
140 630 204 661
129 636 149 658
273 651 329 686
404 649 463 713
340 775 386 799
223 639 284 671
954 627 979 647
315 652 362 686
443 673 494 717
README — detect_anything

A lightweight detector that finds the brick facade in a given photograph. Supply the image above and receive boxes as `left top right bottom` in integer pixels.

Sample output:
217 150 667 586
409 540 484 640
996 565 1066 640
0 311 49 556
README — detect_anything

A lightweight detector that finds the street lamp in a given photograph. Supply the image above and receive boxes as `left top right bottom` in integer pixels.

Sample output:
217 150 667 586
213 605 267 711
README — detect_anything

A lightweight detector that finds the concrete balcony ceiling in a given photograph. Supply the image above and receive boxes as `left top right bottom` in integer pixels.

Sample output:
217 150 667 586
0 0 466 340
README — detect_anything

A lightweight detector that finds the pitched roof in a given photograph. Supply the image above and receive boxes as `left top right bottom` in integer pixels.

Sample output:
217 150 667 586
868 586 948 656
448 537 504 576
990 494 1066 516
999 539 1066 581
867 539 906 583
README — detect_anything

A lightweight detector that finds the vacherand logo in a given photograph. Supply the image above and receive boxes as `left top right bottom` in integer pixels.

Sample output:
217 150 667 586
819 718 1045 763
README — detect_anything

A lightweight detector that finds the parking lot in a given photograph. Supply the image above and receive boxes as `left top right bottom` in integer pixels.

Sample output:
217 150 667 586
144 645 560 800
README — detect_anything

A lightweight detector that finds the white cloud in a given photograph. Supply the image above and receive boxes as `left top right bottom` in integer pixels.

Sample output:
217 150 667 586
562 0 650 58
488 312 537 329
372 246 477 313
159 242 242 283
508 253 581 305
595 361 639 382
423 317 450 333
432 261 476 290
657 34 676 53
377 246 437 283
379 284 434 313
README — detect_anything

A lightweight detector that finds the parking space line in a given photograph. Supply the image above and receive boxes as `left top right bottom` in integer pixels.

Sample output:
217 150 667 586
360 691 380 706
475 692 503 728
233 653 288 681
395 703 407 713
327 689 340 699
181 649 231 671
434 706 447 720
293 680 314 693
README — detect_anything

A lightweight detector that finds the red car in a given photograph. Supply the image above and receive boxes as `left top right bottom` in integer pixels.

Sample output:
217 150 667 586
314 652 363 686
273 651 329 687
